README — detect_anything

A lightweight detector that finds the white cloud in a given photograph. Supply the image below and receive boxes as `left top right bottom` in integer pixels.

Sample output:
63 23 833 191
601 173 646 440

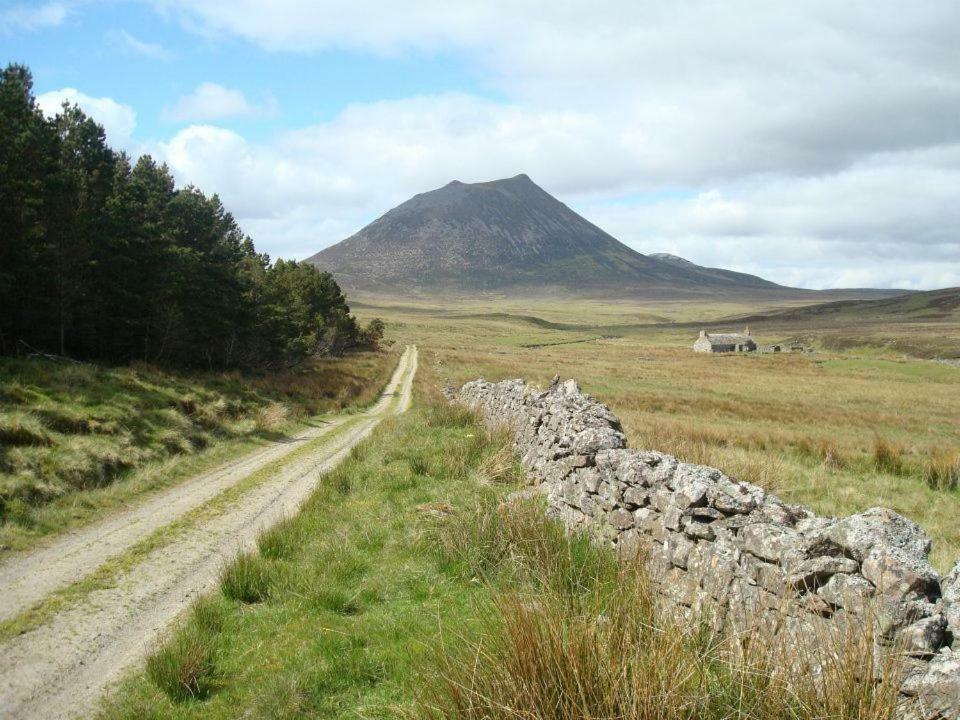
578 148 960 289
36 88 138 148
143 1 960 288
156 94 629 222
166 82 262 122
109 29 174 60
0 2 70 33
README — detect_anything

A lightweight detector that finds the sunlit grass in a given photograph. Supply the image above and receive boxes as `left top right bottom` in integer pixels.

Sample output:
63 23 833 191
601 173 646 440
0 348 399 552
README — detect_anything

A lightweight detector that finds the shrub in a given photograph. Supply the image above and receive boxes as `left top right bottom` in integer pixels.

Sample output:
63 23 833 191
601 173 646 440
220 552 277 603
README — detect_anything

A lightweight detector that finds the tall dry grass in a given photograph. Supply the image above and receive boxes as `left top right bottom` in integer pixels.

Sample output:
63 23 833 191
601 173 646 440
873 437 905 475
924 449 960 491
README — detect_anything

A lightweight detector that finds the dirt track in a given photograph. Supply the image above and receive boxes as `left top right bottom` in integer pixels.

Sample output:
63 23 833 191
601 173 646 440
0 345 417 720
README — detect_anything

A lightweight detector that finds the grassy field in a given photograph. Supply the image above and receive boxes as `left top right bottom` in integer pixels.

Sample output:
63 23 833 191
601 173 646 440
0 348 399 553
355 294 960 571
101 364 897 719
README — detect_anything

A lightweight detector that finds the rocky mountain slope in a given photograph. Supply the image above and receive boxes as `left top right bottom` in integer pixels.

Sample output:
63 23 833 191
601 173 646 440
306 174 791 296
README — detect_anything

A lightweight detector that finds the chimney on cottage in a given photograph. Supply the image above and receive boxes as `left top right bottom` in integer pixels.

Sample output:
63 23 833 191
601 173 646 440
744 325 751 336
699 330 707 338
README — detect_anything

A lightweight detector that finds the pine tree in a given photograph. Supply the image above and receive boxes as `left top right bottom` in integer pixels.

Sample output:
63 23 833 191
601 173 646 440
0 63 365 369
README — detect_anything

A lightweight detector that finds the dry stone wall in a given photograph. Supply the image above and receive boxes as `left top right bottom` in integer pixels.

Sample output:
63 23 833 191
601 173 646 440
457 376 960 718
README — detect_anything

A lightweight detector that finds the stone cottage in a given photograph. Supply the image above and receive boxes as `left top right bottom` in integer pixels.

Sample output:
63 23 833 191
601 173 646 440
694 327 757 353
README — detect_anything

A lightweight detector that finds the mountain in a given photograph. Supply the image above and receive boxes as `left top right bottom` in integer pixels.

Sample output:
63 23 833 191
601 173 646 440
307 175 819 297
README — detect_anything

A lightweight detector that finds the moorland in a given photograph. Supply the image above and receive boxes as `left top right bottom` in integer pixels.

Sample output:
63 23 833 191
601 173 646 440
359 290 960 569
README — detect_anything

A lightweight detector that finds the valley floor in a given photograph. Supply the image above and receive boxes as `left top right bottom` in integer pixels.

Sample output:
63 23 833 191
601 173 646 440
0 347 417 720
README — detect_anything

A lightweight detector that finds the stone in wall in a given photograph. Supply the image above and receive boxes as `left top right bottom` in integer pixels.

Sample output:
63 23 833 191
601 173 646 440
457 377 960 718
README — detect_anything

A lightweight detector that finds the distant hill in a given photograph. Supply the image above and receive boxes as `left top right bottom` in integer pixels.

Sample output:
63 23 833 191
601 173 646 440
307 174 799 297
727 286 960 326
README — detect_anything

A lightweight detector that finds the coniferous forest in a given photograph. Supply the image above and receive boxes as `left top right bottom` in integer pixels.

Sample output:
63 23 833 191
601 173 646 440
0 64 378 370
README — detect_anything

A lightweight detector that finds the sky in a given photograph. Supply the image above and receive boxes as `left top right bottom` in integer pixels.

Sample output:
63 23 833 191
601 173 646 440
4 0 959 290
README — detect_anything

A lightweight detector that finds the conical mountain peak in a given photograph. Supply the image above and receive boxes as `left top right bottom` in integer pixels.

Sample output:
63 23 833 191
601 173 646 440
307 175 783 296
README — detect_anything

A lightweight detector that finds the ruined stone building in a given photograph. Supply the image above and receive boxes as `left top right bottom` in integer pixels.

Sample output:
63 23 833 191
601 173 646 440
694 327 757 353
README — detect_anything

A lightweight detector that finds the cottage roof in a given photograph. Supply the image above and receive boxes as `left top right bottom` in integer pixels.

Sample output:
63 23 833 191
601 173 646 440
703 333 753 345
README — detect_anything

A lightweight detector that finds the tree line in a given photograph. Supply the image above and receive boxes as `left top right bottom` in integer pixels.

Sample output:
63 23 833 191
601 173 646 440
0 64 381 370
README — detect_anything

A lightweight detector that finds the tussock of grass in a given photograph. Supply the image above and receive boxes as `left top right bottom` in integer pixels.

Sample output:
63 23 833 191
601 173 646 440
873 436 905 475
257 517 304 560
925 449 960 491
474 436 519 486
0 411 53 446
146 598 226 703
430 495 616 599
796 436 846 468
407 452 430 476
254 402 291 431
219 552 277 604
